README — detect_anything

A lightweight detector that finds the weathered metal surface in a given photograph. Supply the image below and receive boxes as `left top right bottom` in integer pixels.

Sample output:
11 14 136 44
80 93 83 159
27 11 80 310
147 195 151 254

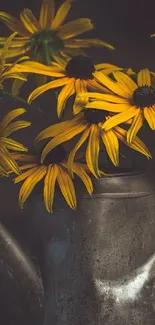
33 172 155 325
0 222 45 325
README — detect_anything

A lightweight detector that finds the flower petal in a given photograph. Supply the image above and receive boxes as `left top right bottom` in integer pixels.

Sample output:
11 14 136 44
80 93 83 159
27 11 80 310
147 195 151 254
0 32 18 74
67 126 90 177
64 38 114 50
143 106 155 129
85 92 129 103
0 108 26 133
113 126 152 158
0 12 30 36
57 165 76 210
95 63 122 72
51 0 72 30
28 77 70 103
39 0 55 29
14 166 39 183
137 69 151 87
86 124 101 178
41 123 87 163
0 138 27 152
86 78 112 93
44 164 58 213
85 101 131 113
0 146 20 174
57 78 75 118
113 71 137 94
101 129 119 166
93 71 131 98
14 61 65 76
18 166 46 208
20 9 41 34
35 114 83 143
72 162 93 195
58 18 93 40
73 79 88 115
102 107 137 131
126 110 143 143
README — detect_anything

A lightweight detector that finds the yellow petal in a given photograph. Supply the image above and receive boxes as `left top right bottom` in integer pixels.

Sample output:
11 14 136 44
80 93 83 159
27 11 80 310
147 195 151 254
39 0 55 29
85 92 129 103
93 71 131 98
85 101 131 113
86 124 101 178
137 69 151 87
35 114 83 143
51 0 72 30
1 72 27 83
14 166 39 183
41 123 87 163
58 18 93 40
18 166 46 208
95 63 122 71
101 129 119 166
102 107 137 131
73 79 88 115
143 106 155 129
0 146 20 174
0 12 30 36
113 71 137 94
44 164 58 213
57 78 75 118
28 77 70 103
113 126 152 158
86 78 112 93
1 46 28 59
0 36 28 47
72 162 93 195
57 165 76 210
0 108 26 133
67 126 90 177
0 32 18 74
14 61 65 76
0 138 27 152
64 38 114 50
2 121 31 137
20 9 41 34
126 110 143 143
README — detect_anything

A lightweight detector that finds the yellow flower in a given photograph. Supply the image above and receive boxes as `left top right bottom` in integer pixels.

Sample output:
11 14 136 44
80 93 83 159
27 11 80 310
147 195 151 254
0 0 114 64
0 32 27 88
34 110 151 178
12 145 93 213
84 68 155 143
14 55 122 117
0 108 31 175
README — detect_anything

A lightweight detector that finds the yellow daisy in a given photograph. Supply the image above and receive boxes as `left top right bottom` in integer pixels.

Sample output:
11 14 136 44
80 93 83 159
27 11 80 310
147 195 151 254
34 109 151 178
13 55 122 117
83 68 155 143
0 108 31 175
0 32 27 88
0 0 114 64
12 144 93 213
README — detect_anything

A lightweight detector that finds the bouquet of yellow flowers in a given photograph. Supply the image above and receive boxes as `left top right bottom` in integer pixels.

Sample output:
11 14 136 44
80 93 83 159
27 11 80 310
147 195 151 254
0 0 154 213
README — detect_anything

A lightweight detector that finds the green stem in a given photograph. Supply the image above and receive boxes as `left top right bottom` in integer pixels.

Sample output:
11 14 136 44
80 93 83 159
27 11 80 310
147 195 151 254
0 89 27 104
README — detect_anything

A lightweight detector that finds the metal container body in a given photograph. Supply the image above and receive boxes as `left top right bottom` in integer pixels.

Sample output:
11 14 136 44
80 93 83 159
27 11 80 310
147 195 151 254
37 172 155 325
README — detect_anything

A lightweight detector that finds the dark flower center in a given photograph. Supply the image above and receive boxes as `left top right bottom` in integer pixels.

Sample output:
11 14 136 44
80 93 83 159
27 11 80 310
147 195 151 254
65 55 95 79
43 145 66 165
84 109 108 124
133 85 155 108
26 30 64 65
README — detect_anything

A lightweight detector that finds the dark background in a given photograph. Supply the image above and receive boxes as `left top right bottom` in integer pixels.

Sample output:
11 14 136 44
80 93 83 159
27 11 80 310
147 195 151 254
1 1 155 323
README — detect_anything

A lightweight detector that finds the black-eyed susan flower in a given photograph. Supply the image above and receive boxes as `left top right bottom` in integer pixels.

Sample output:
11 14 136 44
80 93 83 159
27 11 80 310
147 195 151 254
12 144 93 213
34 110 151 178
0 32 27 88
0 0 114 64
14 55 122 117
0 108 30 175
83 68 155 143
